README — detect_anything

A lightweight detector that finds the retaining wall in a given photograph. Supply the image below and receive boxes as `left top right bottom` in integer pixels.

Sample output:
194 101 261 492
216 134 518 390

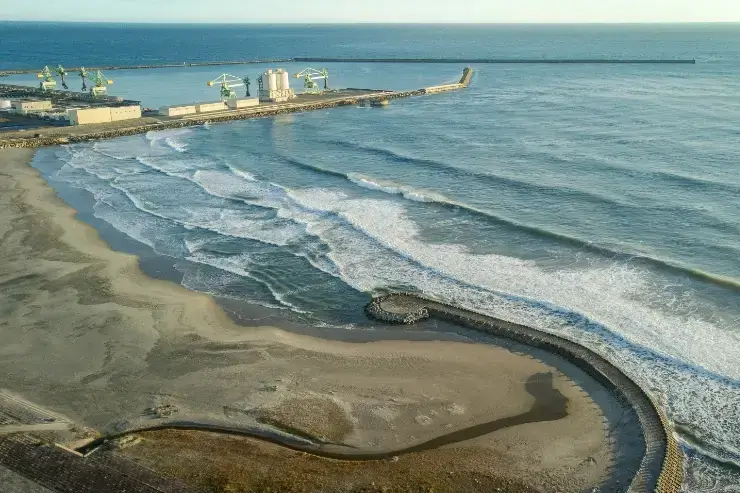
365 293 683 493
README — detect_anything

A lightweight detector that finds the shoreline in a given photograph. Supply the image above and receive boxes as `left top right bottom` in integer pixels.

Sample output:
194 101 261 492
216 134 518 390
0 147 639 491
30 147 482 340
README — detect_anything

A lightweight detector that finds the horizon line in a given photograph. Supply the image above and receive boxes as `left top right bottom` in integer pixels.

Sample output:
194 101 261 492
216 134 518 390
3 20 740 25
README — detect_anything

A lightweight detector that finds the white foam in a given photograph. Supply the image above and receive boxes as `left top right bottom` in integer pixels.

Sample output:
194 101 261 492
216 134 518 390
285 188 740 383
278 187 740 468
185 249 310 314
164 136 188 153
145 128 194 153
50 143 740 475
193 169 287 210
145 127 194 142
228 165 257 182
347 173 448 203
135 155 199 178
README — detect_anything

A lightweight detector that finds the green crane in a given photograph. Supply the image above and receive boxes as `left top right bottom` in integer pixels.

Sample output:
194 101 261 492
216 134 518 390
221 83 236 100
243 76 251 97
206 74 244 101
55 65 69 89
79 67 88 91
36 66 57 91
293 68 329 94
89 70 113 98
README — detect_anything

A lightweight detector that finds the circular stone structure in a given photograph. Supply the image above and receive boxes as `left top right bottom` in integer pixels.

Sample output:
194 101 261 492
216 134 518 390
365 293 684 493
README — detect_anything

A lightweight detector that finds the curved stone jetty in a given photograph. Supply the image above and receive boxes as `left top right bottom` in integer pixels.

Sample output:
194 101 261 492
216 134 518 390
365 293 684 493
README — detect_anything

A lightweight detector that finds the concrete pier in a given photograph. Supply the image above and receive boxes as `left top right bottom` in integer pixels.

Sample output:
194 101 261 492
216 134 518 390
0 69 473 149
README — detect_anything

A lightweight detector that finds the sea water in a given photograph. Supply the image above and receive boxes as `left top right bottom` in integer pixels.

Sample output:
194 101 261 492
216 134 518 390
3 23 740 491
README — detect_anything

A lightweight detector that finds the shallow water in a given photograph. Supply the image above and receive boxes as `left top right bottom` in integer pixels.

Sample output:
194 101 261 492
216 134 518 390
5 23 740 490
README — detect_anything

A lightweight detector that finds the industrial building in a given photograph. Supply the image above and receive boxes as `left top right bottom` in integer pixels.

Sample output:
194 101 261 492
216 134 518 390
11 100 53 114
67 105 142 126
226 97 259 110
195 101 227 113
259 69 296 103
110 105 141 121
68 107 111 125
159 105 197 117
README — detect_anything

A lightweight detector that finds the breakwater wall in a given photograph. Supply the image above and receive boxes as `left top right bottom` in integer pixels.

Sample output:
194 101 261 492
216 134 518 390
423 66 474 94
0 57 696 76
365 293 683 493
0 59 293 77
0 90 423 149
296 57 697 65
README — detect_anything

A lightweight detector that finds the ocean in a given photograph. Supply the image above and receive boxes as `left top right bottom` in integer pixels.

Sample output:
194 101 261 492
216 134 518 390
2 23 740 491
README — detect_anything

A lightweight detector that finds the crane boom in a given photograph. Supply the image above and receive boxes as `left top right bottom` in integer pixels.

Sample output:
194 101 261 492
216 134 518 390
293 68 329 94
206 73 247 100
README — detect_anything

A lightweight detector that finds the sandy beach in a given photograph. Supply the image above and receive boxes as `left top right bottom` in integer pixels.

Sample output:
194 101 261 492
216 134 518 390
0 147 638 492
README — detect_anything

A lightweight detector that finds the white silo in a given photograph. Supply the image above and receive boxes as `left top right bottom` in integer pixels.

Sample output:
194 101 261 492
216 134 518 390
0 100 11 110
261 70 274 91
280 70 290 91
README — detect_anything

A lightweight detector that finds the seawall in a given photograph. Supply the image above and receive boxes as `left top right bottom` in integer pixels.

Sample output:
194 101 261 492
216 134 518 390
295 57 697 64
0 90 427 149
423 66 474 93
1 66 474 149
365 293 683 493
0 57 696 76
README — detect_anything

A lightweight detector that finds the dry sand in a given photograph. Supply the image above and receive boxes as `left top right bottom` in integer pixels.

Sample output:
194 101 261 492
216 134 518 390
0 148 636 491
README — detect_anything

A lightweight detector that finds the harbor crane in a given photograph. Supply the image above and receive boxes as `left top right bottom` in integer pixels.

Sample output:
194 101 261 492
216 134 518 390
55 65 69 89
37 66 57 91
293 68 329 94
79 67 88 91
206 73 247 100
89 70 113 98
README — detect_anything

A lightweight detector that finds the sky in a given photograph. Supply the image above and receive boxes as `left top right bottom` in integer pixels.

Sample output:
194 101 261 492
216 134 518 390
1 0 739 23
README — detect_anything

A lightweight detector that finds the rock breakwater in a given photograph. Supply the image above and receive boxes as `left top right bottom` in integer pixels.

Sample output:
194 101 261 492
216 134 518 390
365 293 683 493
0 90 426 149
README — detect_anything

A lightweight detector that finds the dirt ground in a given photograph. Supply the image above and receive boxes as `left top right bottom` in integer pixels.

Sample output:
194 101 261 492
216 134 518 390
122 429 543 493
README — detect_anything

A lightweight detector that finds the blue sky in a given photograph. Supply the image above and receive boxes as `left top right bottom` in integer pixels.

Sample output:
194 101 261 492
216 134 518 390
2 0 739 23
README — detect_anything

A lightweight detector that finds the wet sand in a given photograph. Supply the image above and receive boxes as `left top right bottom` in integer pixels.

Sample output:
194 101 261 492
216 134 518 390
0 148 637 491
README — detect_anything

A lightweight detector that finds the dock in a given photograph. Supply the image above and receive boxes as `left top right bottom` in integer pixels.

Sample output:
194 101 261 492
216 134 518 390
0 68 472 149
